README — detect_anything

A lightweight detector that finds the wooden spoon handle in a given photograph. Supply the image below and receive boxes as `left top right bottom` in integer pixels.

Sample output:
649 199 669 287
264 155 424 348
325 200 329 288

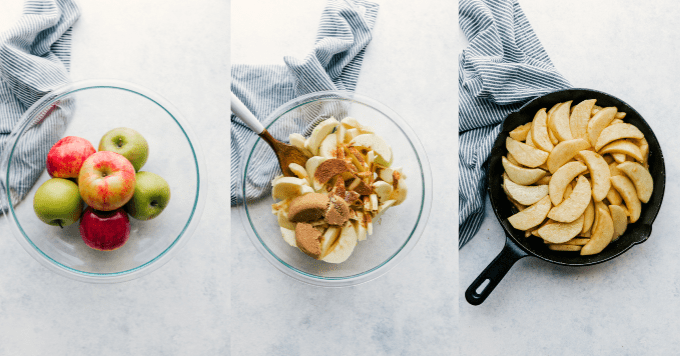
231 92 265 134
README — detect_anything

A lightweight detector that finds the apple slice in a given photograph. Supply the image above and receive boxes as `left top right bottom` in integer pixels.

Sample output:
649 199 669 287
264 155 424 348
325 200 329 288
598 140 643 162
582 198 594 234
548 175 591 223
504 174 548 205
502 156 546 185
609 204 628 241
547 138 591 174
586 106 617 147
538 215 584 244
505 137 549 168
306 118 339 155
509 122 532 142
531 108 553 152
305 156 328 191
372 181 393 202
578 150 611 202
281 227 298 247
508 196 552 231
581 204 614 255
594 123 644 151
616 161 653 203
610 175 641 223
322 222 358 263
548 100 573 141
549 161 587 206
318 134 339 159
271 177 307 200
350 134 393 167
319 226 341 257
605 186 623 205
570 99 597 140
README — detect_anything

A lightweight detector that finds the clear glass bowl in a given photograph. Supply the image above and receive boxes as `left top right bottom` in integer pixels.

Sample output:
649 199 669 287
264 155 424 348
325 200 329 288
1 79 206 283
237 91 432 287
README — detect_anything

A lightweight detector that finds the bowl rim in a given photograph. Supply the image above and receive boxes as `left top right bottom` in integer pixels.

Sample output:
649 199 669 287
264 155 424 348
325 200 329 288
237 90 433 287
1 79 207 283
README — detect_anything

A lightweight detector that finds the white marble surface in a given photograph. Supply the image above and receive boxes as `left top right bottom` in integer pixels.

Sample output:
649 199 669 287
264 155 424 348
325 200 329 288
0 1 229 355
231 1 458 355
460 1 680 355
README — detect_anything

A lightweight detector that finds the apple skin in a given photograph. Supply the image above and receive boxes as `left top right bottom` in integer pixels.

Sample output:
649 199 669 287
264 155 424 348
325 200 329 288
78 151 136 211
46 136 96 178
33 178 83 227
79 207 130 251
98 127 149 172
124 171 171 220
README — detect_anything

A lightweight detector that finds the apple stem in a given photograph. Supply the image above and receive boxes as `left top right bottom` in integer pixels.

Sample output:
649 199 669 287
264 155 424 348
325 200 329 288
58 220 63 229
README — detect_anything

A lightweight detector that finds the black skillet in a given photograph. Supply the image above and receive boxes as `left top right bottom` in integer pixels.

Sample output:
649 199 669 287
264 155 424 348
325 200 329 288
465 88 666 306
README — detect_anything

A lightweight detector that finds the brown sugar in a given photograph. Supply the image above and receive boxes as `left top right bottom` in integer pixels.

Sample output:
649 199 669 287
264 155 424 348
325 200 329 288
325 195 350 226
288 193 329 222
295 223 322 259
314 159 351 184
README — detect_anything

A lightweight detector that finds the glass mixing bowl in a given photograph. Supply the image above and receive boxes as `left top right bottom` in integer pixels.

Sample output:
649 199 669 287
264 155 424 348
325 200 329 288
237 91 432 287
1 80 206 283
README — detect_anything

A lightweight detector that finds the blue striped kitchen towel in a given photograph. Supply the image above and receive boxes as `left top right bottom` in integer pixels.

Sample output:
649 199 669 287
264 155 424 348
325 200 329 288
231 0 379 205
0 0 79 213
458 0 571 248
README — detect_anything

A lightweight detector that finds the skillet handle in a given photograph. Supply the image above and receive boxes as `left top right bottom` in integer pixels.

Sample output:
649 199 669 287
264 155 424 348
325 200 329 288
465 239 529 305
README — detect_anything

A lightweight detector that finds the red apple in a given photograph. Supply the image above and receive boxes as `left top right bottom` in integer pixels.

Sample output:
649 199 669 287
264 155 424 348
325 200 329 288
79 207 130 251
46 136 96 178
78 151 136 211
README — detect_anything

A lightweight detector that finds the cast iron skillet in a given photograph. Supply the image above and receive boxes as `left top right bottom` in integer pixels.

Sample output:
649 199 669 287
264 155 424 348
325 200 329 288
465 88 666 305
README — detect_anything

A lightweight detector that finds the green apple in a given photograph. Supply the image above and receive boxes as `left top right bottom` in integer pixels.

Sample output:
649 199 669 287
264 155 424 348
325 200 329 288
33 178 83 227
124 171 171 220
98 127 149 171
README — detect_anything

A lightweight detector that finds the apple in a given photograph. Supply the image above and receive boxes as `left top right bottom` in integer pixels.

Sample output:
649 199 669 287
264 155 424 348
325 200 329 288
79 207 130 251
124 171 171 220
78 151 136 211
46 136 96 178
33 178 83 227
98 127 149 171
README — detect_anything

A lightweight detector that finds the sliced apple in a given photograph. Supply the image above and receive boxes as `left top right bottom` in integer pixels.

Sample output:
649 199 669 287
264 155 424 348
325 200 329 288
594 123 644 151
319 226 341 256
306 117 339 155
350 134 392 167
581 204 614 255
506 152 521 167
531 108 554 152
606 186 623 206
272 177 307 200
570 99 597 140
549 161 587 206
586 106 617 147
281 227 298 247
578 150 611 202
610 175 641 223
582 198 594 234
609 162 622 176
318 134 339 159
536 175 551 185
502 156 546 185
609 204 628 241
372 181 393 202
322 222 358 263
617 161 653 203
508 196 552 231
509 122 532 142
548 244 582 252
504 174 549 205
546 138 591 174
548 175 591 223
525 126 535 147
538 215 584 244
548 100 573 141
390 178 408 206
506 137 549 168
277 209 297 230
305 156 328 191
598 140 643 162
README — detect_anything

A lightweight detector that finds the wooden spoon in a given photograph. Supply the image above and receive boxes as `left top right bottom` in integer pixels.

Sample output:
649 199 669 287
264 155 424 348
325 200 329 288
231 92 309 177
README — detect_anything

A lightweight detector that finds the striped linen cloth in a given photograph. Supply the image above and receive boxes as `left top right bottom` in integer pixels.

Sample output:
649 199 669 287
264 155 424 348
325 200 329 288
231 0 378 205
458 0 571 248
0 0 79 213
